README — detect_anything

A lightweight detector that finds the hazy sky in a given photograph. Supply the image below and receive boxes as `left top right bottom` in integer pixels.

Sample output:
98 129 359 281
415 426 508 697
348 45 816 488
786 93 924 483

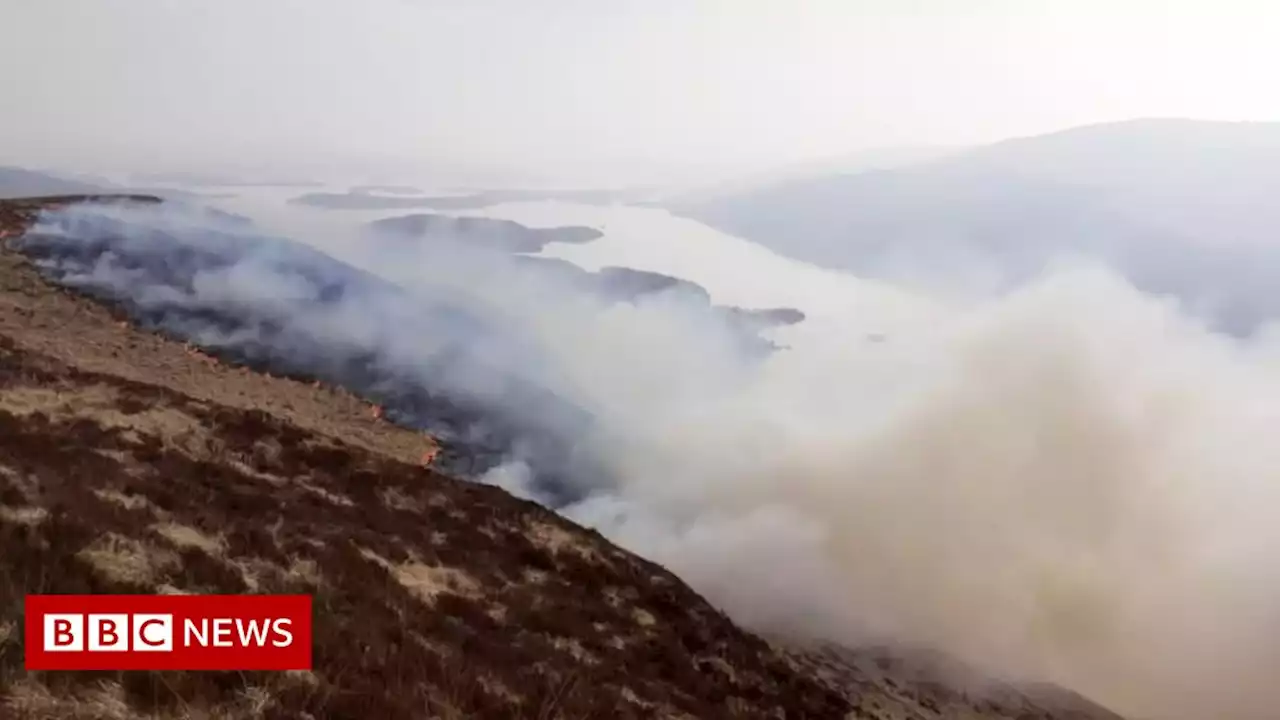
3 0 1280 185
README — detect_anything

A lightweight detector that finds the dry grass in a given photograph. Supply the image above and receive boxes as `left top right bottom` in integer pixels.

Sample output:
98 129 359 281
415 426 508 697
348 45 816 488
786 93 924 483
283 557 323 587
527 519 605 564
5 679 134 720
91 488 153 512
379 485 424 513
75 533 180 587
0 505 48 526
358 547 481 605
153 522 227 556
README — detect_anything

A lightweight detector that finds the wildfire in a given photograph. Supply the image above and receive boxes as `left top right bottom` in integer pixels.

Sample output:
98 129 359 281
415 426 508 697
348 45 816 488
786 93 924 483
421 447 438 466
183 344 218 365
370 405 384 420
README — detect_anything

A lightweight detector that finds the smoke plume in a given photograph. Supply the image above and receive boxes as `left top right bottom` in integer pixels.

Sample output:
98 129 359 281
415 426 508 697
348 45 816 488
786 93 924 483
17 199 1280 720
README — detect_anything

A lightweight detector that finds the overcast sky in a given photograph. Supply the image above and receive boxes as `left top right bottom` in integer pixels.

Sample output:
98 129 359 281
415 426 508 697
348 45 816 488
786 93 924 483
3 0 1279 185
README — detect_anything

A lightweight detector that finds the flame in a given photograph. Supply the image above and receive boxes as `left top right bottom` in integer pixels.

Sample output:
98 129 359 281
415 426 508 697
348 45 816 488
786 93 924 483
182 343 212 362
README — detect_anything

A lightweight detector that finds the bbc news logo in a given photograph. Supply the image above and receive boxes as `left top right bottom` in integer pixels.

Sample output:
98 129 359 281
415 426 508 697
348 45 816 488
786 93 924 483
25 594 311 671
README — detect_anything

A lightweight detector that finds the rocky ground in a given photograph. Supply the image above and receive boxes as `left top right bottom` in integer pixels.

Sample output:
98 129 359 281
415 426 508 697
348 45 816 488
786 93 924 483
0 196 1126 719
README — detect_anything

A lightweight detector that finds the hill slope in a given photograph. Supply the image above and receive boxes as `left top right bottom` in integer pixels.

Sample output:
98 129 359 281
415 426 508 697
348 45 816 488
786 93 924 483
0 196 1126 720
0 168 107 199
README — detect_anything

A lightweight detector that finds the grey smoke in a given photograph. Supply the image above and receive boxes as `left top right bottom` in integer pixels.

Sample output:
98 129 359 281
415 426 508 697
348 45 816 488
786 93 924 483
15 200 764 503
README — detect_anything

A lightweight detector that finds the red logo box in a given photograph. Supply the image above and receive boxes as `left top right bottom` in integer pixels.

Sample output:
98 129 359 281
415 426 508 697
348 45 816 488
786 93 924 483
25 594 312 671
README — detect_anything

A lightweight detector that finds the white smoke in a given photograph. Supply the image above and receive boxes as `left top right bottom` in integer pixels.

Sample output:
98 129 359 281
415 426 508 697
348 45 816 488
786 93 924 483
23 199 1280 720
478 460 539 501
571 263 1280 720
372 227 1280 720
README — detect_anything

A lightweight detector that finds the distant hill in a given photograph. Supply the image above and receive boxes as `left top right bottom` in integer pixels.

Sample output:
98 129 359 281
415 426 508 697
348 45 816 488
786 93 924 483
351 184 425 195
659 145 957 206
668 119 1280 333
0 167 106 198
130 171 324 188
0 167 239 203
512 256 805 329
294 187 649 211
372 214 806 351
369 213 603 252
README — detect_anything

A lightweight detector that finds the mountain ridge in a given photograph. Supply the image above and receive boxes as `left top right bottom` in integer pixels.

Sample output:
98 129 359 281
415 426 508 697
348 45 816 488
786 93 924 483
666 118 1280 334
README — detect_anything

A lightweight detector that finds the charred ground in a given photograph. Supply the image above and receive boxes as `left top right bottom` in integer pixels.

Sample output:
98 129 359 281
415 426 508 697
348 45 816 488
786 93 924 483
0 196 1127 720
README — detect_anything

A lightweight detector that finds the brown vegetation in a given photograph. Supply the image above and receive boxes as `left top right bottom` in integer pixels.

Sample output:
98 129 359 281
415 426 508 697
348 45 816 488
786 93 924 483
0 332 853 718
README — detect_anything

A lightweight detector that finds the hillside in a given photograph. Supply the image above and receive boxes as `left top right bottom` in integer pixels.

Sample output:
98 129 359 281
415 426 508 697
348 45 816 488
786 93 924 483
0 168 107 199
668 119 1280 334
0 167 237 205
0 196 1126 720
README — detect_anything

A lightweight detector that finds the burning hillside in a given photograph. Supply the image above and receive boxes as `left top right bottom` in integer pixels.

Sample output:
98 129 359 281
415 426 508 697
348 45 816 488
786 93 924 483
9 198 801 503
0 195 1128 719
13 199 600 504
0 195 854 718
